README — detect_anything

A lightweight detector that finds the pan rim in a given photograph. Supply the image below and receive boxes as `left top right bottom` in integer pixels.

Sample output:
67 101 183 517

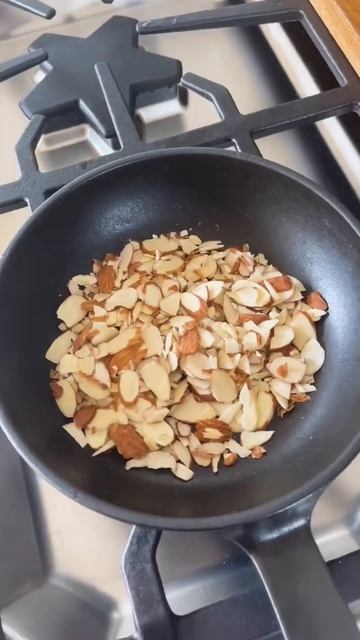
0 146 359 530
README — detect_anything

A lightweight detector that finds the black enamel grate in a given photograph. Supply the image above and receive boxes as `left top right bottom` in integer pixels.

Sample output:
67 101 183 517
0 0 359 214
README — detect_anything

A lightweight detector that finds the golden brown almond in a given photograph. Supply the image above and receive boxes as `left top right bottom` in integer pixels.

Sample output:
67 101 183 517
74 405 97 428
196 419 231 443
267 275 292 292
50 382 63 399
238 313 268 325
251 445 266 459
306 291 328 311
109 423 148 459
178 328 199 355
97 265 115 293
292 393 311 403
223 451 237 466
109 343 146 374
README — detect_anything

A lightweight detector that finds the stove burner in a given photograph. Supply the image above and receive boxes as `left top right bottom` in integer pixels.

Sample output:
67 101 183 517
21 16 182 139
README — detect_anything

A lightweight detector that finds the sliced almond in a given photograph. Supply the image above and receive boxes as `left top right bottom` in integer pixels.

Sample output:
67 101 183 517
267 357 306 383
141 361 170 401
75 373 110 400
171 393 216 423
63 422 88 448
171 440 191 467
119 370 139 404
57 295 87 328
105 288 138 311
153 255 184 274
181 292 207 318
270 325 295 350
160 292 180 316
290 311 316 350
55 379 77 417
301 338 325 374
142 325 163 357
256 390 275 429
142 236 178 253
172 463 194 481
241 430 274 448
46 330 75 364
210 370 237 402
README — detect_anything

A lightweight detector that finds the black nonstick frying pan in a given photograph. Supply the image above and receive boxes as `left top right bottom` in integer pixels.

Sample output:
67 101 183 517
0 148 359 640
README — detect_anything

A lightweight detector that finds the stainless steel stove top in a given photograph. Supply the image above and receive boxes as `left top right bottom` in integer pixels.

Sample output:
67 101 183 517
0 1 359 638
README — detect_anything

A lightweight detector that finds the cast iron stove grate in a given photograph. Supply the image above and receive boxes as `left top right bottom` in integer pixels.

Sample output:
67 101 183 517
0 0 359 213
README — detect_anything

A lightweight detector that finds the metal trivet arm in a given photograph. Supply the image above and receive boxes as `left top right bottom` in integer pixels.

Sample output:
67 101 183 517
0 0 55 19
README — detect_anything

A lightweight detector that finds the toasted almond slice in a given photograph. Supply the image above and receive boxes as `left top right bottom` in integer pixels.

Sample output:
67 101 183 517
141 324 163 357
91 326 118 346
207 280 224 300
161 279 180 297
107 327 137 354
144 284 162 308
75 373 110 400
119 370 139 404
105 288 138 311
116 242 133 284
256 390 275 429
270 325 295 350
55 379 77 417
267 275 292 292
153 255 184 274
301 338 325 374
267 357 306 383
241 430 274 448
172 463 194 481
160 292 181 316
306 291 328 311
127 450 177 471
57 295 87 328
171 440 191 467
88 408 123 430
181 292 207 318
63 422 88 447
92 440 116 456
210 370 237 402
199 442 226 455
199 240 224 252
191 282 208 301
171 393 216 423
269 378 291 399
138 421 174 449
141 361 170 401
223 451 237 466
85 428 108 449
93 361 111 388
230 287 258 307
183 352 212 380
46 330 75 364
289 311 316 350
58 353 78 375
142 237 179 253
192 450 212 467
198 328 215 349
224 439 251 458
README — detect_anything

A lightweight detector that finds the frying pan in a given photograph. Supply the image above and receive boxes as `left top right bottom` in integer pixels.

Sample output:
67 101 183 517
0 148 359 640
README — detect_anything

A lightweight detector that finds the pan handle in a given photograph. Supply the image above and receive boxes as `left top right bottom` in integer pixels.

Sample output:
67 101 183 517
232 496 359 640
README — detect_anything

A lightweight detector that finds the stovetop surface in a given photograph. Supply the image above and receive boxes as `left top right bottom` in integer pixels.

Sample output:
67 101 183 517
0 1 359 639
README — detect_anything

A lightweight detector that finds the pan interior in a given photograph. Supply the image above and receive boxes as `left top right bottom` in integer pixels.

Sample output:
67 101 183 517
0 151 359 527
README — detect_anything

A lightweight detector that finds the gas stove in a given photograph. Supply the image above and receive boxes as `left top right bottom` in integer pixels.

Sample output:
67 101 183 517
0 1 359 639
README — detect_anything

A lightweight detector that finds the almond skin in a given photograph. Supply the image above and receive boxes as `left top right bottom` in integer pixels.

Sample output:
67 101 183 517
74 405 97 428
97 265 115 293
238 313 268 325
109 424 148 459
306 291 328 311
223 451 237 466
178 328 199 355
251 445 266 459
267 275 292 292
50 382 63 399
196 419 231 443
